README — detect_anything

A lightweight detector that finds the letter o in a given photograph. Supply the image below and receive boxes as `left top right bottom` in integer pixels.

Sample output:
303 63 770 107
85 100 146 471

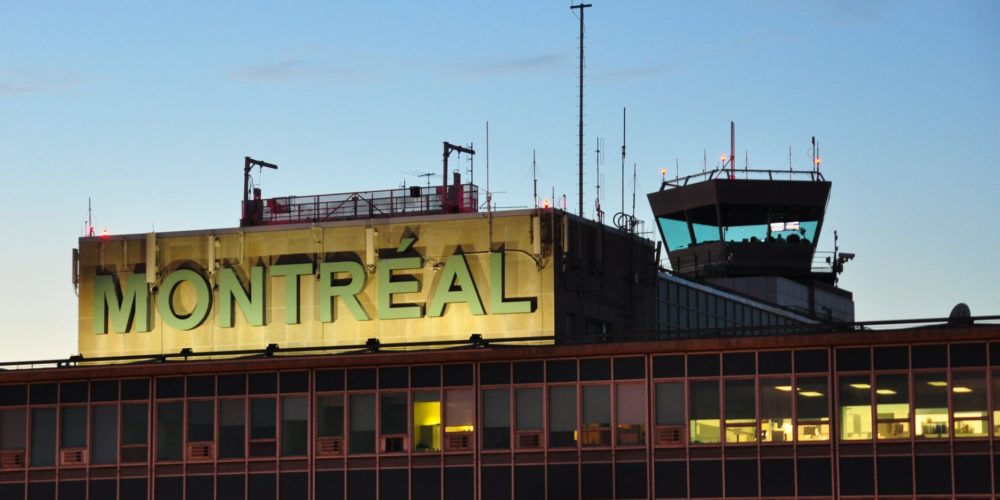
157 269 212 330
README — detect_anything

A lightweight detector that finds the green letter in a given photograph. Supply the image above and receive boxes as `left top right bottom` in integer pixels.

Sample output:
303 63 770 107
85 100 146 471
428 254 485 317
377 256 423 319
218 266 265 327
489 252 534 314
92 273 149 334
319 261 370 322
271 263 313 324
157 269 212 331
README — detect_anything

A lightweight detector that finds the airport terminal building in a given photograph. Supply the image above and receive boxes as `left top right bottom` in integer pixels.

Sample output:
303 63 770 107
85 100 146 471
1 169 998 499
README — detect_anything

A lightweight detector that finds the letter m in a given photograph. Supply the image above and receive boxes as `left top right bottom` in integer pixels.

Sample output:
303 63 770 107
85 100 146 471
93 274 150 334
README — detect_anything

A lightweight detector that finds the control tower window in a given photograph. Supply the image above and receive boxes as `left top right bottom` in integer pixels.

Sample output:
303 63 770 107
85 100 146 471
657 217 692 251
691 223 721 245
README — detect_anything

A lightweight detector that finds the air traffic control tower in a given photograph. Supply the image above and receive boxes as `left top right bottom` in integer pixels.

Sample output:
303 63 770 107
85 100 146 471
648 162 855 323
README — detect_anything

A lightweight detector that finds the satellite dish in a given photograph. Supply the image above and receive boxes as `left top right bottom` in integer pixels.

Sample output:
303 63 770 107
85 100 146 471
948 303 972 326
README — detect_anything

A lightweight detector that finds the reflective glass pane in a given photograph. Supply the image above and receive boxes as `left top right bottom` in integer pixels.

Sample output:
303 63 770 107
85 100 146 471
348 394 375 454
658 217 692 251
281 397 307 456
156 402 182 461
692 223 720 245
616 384 645 446
219 399 245 458
91 406 117 464
655 382 684 426
548 386 576 447
188 400 214 442
515 388 542 430
121 403 147 446
581 385 610 447
723 224 767 243
250 398 276 439
60 406 87 448
317 395 344 438
381 393 408 435
482 388 510 449
1 409 26 450
30 408 55 466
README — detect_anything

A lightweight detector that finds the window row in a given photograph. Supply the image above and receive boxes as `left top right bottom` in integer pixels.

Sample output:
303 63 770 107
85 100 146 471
6 370 1000 465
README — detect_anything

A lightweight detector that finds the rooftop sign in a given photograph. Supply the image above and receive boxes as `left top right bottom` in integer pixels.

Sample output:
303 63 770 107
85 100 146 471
77 213 552 359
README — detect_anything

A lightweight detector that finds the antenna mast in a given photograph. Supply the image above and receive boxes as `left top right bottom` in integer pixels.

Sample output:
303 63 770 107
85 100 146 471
594 137 603 222
486 122 491 213
571 2 592 218
532 150 539 209
621 107 626 215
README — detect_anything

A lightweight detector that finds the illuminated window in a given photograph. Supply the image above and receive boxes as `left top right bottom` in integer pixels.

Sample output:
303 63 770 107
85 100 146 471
760 378 792 443
412 391 441 452
913 372 948 439
796 376 829 441
875 374 909 439
689 381 720 444
445 389 474 433
444 389 474 450
952 371 987 437
993 371 1000 437
839 376 872 440
724 380 756 443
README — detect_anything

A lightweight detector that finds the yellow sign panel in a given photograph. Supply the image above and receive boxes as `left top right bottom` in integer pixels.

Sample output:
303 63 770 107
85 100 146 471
77 212 553 359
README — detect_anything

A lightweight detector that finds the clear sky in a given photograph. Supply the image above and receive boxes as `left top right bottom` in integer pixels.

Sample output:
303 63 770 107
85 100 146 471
1 1 997 361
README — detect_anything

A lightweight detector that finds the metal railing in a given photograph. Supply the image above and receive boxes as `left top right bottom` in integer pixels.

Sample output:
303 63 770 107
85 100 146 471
659 168 825 190
254 184 479 225
1 316 997 371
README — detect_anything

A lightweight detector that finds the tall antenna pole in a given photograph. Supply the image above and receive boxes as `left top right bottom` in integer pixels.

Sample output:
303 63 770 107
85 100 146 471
532 150 538 208
594 137 602 221
571 3 592 218
729 121 736 180
621 107 626 216
486 122 490 212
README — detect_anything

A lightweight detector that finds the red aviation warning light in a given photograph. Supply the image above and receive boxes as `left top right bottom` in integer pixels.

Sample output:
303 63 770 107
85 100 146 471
100 227 110 240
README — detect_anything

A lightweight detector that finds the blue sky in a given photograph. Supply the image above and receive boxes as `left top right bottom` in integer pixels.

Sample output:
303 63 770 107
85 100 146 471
1 1 997 360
